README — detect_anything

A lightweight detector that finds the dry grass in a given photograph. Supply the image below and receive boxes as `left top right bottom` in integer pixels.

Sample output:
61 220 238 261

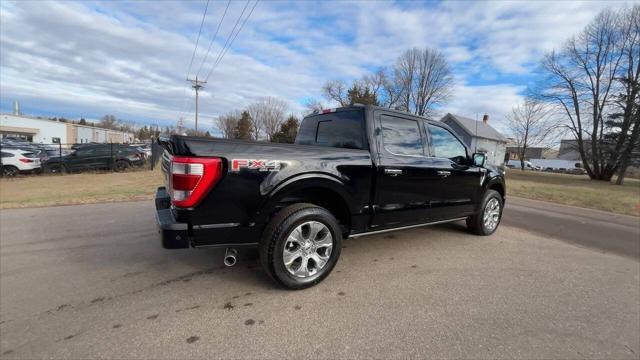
0 169 163 209
506 170 640 216
2 166 639 216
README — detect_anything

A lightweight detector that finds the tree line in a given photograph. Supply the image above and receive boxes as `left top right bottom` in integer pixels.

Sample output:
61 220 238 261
215 97 300 143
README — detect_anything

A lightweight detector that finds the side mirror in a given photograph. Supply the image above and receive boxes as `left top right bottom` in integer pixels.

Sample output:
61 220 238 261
472 152 486 167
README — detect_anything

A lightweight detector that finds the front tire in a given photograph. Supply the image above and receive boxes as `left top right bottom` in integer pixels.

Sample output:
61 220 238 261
467 190 503 236
259 203 342 290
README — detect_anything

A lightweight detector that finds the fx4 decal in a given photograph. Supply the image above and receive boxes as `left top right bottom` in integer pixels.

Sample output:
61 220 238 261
231 159 281 172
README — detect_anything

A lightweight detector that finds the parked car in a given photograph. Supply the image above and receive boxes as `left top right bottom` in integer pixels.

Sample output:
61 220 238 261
131 143 152 158
45 148 74 158
43 144 145 173
0 148 42 177
530 159 586 174
506 160 541 170
155 105 506 289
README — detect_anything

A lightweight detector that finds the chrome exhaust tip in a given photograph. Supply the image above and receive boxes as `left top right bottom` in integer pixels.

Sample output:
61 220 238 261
223 248 238 267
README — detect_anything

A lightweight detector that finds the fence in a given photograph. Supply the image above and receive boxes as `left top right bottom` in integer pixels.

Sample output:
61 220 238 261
0 139 164 177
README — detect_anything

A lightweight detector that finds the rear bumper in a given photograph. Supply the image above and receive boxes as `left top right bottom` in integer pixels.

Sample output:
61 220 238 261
155 187 190 249
155 186 260 249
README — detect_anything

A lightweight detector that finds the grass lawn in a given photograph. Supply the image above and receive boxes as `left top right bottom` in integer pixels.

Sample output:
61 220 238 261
0 169 163 209
506 170 640 217
2 167 639 217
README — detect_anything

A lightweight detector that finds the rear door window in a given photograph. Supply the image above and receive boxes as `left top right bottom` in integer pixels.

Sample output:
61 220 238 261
20 151 38 158
380 115 424 156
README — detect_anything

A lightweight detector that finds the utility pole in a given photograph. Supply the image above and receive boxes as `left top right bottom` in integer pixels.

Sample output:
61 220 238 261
187 76 206 132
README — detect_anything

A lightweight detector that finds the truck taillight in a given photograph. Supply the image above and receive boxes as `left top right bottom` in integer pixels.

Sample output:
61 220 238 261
170 157 223 208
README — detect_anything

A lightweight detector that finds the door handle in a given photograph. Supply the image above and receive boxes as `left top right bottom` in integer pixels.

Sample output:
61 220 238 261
385 168 403 176
437 170 451 177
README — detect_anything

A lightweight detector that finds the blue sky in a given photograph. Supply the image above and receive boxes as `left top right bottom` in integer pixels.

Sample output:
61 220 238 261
0 0 626 134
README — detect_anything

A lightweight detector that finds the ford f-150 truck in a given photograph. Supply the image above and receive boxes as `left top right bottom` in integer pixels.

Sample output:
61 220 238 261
155 105 505 289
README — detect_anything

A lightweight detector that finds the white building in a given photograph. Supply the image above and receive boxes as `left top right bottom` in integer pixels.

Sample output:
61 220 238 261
440 113 508 166
0 114 134 145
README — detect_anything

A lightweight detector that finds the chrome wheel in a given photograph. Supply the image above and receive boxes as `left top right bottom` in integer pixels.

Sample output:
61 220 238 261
483 198 501 232
283 221 333 278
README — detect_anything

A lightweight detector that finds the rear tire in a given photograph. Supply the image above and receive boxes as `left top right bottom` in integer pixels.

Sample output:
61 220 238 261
1 165 19 177
466 190 503 236
114 160 130 172
259 203 342 290
46 163 66 174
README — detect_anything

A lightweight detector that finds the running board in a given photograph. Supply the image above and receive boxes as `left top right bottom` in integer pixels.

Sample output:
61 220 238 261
349 217 468 238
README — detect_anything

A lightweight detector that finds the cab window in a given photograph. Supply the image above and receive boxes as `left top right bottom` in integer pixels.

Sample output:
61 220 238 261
296 109 365 150
380 115 424 156
427 124 467 162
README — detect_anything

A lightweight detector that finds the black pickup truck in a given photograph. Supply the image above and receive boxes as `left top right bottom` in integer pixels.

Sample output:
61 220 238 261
155 105 505 289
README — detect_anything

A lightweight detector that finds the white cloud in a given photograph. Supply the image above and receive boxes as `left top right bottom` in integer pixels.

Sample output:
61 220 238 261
0 0 624 134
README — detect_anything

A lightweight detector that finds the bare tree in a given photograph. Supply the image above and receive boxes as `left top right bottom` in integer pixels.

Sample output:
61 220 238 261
394 48 453 117
361 67 402 109
381 68 404 109
247 97 288 141
99 115 120 130
321 80 349 107
506 100 556 170
360 68 385 100
215 111 239 139
536 6 638 181
303 97 324 114
610 4 640 184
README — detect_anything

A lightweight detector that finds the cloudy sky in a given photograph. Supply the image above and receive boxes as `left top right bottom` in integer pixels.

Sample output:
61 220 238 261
0 0 627 134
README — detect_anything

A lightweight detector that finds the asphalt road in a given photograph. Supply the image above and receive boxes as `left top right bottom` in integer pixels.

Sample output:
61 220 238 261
504 197 640 259
0 200 639 359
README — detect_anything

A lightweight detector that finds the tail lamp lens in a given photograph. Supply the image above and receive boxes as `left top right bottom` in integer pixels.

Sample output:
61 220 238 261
170 157 223 208
19 158 34 163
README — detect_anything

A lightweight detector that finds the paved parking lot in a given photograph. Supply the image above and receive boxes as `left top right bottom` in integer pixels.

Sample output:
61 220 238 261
1 201 639 359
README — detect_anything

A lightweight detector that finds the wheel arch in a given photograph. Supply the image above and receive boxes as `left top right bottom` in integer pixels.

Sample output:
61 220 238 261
488 181 505 199
258 174 354 235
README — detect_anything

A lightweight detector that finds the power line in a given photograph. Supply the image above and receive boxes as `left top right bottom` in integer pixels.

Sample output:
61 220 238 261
177 0 210 122
207 0 250 78
206 0 258 81
195 0 232 78
204 0 258 82
185 0 210 79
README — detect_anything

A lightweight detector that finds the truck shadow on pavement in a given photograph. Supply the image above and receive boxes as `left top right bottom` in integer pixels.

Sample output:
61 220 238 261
164 221 475 290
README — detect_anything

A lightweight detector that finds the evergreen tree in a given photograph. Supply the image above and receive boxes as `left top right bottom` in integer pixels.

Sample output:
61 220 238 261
271 115 299 143
347 84 379 106
234 111 253 140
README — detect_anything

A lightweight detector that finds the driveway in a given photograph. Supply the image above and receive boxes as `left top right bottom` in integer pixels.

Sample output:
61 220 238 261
0 201 638 359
